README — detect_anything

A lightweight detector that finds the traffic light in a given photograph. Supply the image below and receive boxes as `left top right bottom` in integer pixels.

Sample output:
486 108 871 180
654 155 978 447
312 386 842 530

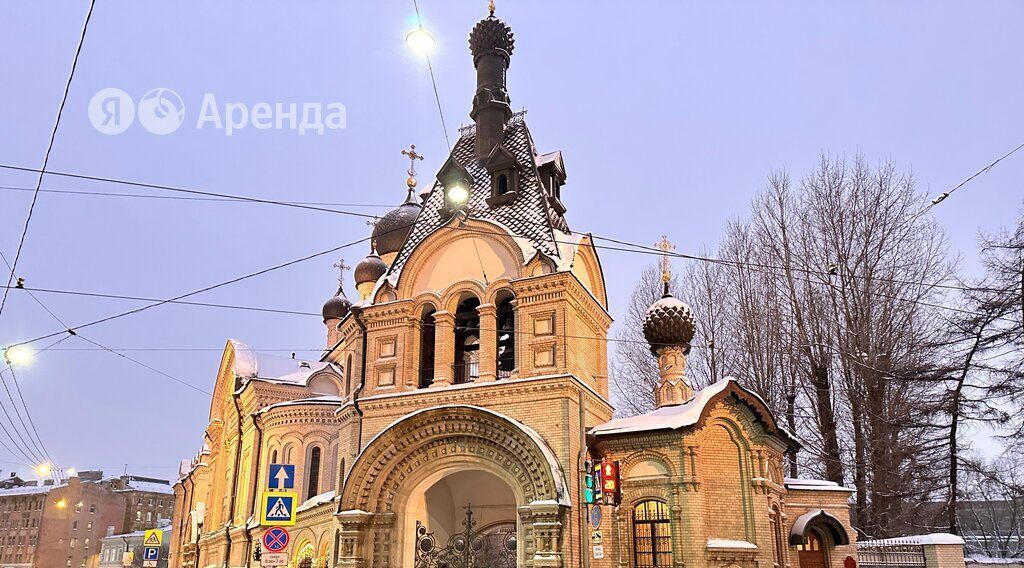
601 460 621 505
583 460 595 504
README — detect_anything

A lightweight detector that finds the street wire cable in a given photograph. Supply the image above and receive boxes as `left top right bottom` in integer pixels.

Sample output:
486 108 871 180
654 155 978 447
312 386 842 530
0 185 396 208
0 0 97 322
411 0 452 152
0 164 379 221
75 334 212 396
0 163 1008 297
4 365 53 464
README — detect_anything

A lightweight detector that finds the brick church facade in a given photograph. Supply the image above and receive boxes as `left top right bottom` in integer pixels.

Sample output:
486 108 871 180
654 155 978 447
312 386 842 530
169 8 856 568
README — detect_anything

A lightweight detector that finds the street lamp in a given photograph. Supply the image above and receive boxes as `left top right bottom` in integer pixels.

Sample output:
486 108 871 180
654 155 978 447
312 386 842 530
406 27 436 55
2 345 33 366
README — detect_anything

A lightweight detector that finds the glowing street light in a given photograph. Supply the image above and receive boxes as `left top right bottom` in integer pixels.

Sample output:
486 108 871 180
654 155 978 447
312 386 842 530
36 463 51 477
446 184 469 206
66 468 76 477
2 345 33 366
55 498 67 509
406 27 436 55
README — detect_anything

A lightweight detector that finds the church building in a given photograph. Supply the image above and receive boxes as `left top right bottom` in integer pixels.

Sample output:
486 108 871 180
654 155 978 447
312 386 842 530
169 7 857 568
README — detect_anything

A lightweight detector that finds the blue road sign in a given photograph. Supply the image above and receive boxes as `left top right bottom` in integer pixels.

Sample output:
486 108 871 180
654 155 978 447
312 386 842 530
143 547 160 560
261 491 297 526
268 464 295 490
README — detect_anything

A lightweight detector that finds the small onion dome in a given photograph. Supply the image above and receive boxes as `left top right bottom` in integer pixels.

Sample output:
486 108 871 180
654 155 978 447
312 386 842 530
322 286 352 322
354 251 387 287
469 13 515 63
642 289 696 354
372 188 421 258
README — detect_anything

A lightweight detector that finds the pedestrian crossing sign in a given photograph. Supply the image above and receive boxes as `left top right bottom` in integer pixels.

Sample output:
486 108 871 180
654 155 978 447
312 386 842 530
143 529 163 547
260 491 297 526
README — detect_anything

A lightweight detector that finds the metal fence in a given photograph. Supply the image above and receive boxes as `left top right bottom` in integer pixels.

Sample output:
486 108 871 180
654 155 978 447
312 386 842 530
858 538 928 568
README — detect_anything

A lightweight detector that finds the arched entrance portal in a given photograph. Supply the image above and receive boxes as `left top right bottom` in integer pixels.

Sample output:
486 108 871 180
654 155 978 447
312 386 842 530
337 405 570 567
410 470 517 567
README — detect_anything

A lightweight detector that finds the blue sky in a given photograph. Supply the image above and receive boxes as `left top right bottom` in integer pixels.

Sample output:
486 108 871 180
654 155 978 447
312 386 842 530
0 1 1021 480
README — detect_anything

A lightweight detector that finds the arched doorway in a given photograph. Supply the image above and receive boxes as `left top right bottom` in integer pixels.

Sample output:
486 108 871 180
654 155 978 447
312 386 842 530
337 406 569 567
454 296 480 383
408 469 517 567
797 529 827 568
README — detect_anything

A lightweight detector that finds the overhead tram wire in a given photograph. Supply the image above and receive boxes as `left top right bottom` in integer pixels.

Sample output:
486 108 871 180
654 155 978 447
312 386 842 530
4 134 1021 347
0 162 1008 297
411 0 452 152
3 366 54 465
0 0 97 322
0 164 381 221
0 185 397 209
74 334 212 396
6 209 1019 352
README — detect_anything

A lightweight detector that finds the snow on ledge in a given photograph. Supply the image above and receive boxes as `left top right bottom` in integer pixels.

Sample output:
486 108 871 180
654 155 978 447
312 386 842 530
860 533 965 546
785 477 856 493
707 538 758 550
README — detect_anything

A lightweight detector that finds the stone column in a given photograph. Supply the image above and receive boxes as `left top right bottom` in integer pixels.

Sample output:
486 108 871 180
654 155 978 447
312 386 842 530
477 303 498 382
920 534 966 568
432 310 455 387
529 500 567 567
336 510 372 568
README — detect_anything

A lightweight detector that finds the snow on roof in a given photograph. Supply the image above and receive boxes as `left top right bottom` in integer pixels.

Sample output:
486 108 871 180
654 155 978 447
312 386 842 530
117 480 174 495
259 396 343 414
0 484 52 497
785 478 856 493
297 490 335 513
591 377 736 436
707 538 758 550
229 340 341 385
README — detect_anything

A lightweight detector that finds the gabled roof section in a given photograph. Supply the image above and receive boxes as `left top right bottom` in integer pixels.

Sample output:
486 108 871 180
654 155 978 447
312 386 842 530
590 377 799 449
386 116 569 282
483 143 518 173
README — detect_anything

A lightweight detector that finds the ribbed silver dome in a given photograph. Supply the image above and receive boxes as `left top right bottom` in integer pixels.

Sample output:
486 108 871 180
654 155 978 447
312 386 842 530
642 292 696 353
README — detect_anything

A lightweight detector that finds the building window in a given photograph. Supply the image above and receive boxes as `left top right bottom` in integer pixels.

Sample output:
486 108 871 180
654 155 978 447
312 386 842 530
146 512 152 522
83 538 89 549
306 447 322 500
69 538 76 549
770 506 785 568
419 308 436 388
89 504 95 514
74 502 82 513
632 500 672 568
496 294 515 379
453 296 481 384
270 449 279 465
136 511 142 521
345 354 354 395
72 520 78 530
497 173 509 195
86 521 92 531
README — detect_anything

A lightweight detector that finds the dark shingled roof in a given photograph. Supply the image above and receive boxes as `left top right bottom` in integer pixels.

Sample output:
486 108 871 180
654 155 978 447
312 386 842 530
386 116 568 280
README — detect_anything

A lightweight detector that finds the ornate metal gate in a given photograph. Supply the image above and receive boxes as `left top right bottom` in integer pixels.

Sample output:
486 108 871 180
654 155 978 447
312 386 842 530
414 505 517 568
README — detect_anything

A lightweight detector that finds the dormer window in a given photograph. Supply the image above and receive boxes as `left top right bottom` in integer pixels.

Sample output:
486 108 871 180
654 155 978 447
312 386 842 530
484 144 519 208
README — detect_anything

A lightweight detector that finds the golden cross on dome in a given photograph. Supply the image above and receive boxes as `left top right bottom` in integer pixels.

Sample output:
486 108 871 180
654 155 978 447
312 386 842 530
654 235 676 283
488 0 496 16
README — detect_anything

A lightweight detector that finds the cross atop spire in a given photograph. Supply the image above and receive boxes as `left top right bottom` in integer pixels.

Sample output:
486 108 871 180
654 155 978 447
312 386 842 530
488 0 495 17
654 235 676 292
333 258 350 285
402 144 424 180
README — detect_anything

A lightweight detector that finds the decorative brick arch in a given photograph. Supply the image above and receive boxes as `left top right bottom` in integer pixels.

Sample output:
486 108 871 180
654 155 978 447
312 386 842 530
337 405 570 567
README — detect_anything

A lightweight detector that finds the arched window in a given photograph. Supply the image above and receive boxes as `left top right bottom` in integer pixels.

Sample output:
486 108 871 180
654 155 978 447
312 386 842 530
454 296 480 384
269 449 279 465
496 294 515 379
497 173 509 195
306 446 322 499
283 444 294 465
419 307 436 388
633 500 672 568
770 506 785 568
345 354 353 396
